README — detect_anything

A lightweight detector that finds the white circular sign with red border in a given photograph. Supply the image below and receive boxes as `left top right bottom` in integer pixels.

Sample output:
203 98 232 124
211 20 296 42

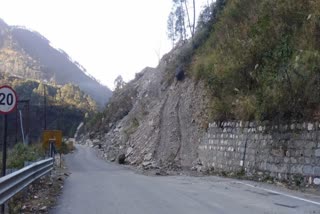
0 85 18 114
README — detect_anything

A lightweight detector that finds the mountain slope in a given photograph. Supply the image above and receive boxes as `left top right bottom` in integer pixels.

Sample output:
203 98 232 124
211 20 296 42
0 19 112 107
84 48 210 169
83 0 320 171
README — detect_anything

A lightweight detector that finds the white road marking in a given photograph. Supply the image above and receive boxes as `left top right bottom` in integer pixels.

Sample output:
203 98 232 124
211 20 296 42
236 181 320 206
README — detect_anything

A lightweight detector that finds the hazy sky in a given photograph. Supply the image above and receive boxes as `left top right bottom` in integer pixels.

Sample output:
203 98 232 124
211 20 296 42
0 0 209 89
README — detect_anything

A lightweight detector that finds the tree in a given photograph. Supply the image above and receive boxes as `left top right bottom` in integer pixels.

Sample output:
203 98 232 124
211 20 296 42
197 0 227 30
175 3 187 40
114 75 126 91
167 11 176 47
167 0 196 45
184 0 196 38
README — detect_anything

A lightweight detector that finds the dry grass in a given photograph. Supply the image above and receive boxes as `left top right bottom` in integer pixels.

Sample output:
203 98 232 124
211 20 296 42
190 0 320 121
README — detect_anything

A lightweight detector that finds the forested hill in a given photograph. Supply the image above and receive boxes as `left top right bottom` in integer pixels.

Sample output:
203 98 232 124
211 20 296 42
0 72 98 142
0 18 106 142
0 18 112 107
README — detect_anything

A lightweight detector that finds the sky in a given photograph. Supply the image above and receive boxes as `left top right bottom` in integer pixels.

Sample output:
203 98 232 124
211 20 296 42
0 0 210 89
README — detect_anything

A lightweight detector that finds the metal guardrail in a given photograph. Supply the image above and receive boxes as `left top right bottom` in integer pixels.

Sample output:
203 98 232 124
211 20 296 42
0 158 54 205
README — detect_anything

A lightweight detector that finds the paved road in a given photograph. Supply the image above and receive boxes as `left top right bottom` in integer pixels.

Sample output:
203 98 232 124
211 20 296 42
51 145 320 214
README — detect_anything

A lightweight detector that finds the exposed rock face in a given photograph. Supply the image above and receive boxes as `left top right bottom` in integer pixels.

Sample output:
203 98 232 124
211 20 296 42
90 53 210 170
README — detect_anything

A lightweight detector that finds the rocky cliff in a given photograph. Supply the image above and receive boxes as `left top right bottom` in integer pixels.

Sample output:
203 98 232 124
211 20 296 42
84 46 210 170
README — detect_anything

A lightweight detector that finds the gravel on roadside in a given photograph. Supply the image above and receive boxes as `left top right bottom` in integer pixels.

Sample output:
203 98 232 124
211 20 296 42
7 156 70 214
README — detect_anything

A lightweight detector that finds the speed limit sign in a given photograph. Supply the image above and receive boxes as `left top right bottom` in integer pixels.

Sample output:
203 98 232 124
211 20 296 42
0 85 18 114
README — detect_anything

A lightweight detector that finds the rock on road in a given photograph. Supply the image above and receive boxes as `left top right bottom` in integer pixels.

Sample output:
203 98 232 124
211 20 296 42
51 145 320 214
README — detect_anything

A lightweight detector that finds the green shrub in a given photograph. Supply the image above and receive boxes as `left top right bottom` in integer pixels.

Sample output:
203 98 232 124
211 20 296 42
5 143 45 169
232 95 257 121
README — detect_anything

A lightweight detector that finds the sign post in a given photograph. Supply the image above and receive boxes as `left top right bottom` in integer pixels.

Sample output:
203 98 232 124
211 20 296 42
0 85 17 213
1 115 7 177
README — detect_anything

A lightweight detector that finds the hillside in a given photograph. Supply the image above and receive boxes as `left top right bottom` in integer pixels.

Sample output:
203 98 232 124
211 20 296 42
82 0 320 175
0 72 98 144
191 0 320 122
0 18 112 107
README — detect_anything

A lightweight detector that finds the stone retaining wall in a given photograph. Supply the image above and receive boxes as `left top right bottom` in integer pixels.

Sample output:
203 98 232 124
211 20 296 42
198 121 320 185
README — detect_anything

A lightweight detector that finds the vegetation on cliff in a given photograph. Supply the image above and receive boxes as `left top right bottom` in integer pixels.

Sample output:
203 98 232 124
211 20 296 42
191 0 320 122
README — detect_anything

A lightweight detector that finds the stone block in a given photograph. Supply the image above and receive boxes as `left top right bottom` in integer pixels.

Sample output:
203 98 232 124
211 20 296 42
269 164 287 173
304 149 313 157
314 167 320 176
284 157 290 163
285 150 290 157
296 123 302 130
298 157 305 163
290 124 295 130
303 165 314 175
290 165 303 174
304 157 312 165
290 157 297 164
287 141 296 149
315 149 320 157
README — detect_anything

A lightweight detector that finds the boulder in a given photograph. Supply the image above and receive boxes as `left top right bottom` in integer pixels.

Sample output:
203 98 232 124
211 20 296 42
118 153 126 164
126 147 133 156
175 66 185 81
144 153 153 161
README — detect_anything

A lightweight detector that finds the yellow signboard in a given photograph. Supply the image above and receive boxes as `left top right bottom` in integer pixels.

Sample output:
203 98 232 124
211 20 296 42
42 130 62 150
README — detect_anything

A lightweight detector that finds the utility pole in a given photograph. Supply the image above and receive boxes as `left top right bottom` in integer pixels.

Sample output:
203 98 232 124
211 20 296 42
26 100 30 144
15 100 30 144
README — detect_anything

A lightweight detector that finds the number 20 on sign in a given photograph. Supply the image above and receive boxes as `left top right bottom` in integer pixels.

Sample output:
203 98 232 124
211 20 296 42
0 85 18 114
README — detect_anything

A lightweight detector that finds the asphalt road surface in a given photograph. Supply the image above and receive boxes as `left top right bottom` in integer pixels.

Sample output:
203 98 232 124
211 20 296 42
51 144 320 214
